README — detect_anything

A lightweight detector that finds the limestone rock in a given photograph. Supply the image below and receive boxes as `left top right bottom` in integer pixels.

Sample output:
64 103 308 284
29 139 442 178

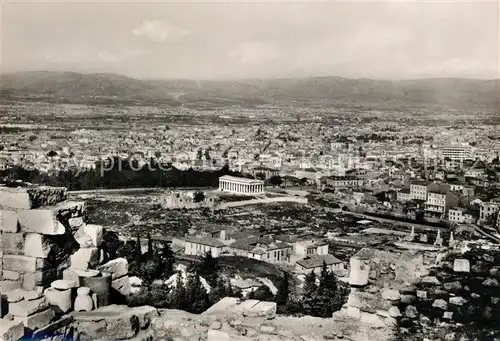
0 186 67 210
0 280 22 293
489 266 500 278
388 306 401 318
432 299 448 310
0 210 19 233
13 308 55 331
9 296 48 317
70 247 99 270
444 281 462 292
72 305 158 340
2 270 21 281
5 289 26 303
68 217 84 229
400 294 416 305
405 305 419 319
24 233 54 258
97 258 128 280
112 275 131 296
381 289 400 301
449 296 467 306
260 324 276 334
3 255 47 273
74 224 103 248
18 201 84 235
22 268 58 290
1 232 25 255
443 311 453 319
0 319 24 341
421 276 440 285
482 278 499 288
416 290 428 299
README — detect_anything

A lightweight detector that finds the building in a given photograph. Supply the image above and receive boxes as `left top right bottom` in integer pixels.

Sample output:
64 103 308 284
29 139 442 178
295 239 329 257
425 192 459 219
325 176 364 189
250 167 280 179
184 236 227 258
448 207 476 224
410 181 431 201
397 189 412 202
228 236 292 263
440 145 473 161
218 175 264 195
479 202 500 225
296 254 344 274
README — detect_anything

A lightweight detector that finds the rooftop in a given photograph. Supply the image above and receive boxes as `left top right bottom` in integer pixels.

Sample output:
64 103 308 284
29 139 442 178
219 175 264 184
185 236 226 248
296 254 342 268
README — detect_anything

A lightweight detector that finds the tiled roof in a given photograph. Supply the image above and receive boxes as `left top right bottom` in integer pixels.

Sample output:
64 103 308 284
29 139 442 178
296 254 342 269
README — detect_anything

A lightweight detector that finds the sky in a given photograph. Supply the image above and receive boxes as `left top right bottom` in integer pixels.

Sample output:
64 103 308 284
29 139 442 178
2 0 499 80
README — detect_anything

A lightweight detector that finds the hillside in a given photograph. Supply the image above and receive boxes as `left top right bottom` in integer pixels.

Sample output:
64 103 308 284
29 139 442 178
1 71 498 109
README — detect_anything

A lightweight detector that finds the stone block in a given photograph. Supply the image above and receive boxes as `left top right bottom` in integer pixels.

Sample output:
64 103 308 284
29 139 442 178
0 280 21 293
0 319 24 341
97 258 128 280
9 296 48 317
18 201 84 235
2 271 21 281
0 211 19 232
1 232 25 255
111 275 131 296
453 259 470 273
381 289 400 301
432 299 448 310
68 217 84 229
74 224 103 248
23 233 54 258
22 269 57 290
388 306 401 318
0 186 67 210
70 248 99 270
3 255 47 273
13 307 55 332
72 305 157 340
449 296 467 306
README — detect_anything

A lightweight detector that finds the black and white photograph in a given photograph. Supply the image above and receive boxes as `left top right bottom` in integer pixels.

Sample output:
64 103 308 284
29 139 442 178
0 0 499 340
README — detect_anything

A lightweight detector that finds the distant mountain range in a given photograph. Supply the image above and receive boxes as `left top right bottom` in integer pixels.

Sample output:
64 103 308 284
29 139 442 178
1 71 499 109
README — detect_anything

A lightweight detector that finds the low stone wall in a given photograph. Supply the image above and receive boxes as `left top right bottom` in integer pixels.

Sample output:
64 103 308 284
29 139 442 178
217 196 308 209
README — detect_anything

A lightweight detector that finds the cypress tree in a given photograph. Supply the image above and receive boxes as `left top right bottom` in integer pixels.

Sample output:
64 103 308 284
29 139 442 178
147 233 154 259
275 271 290 306
185 269 209 313
135 233 142 265
301 270 319 316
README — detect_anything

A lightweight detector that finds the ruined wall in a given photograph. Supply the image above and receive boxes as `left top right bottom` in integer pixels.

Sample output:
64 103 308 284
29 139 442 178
0 185 131 341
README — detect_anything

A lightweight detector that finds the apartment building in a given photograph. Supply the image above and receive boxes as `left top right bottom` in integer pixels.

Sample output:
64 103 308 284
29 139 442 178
479 202 500 225
295 239 329 257
440 145 473 161
425 192 459 219
410 181 430 201
448 207 476 224
397 189 412 202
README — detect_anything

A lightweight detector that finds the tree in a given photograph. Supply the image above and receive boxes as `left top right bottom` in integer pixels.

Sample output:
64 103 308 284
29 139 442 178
269 175 283 187
160 242 175 278
316 261 344 317
255 172 266 180
135 234 142 265
147 233 154 259
275 272 290 306
197 250 219 288
301 271 319 316
170 271 187 309
47 150 58 157
248 285 274 301
185 270 210 313
193 191 206 203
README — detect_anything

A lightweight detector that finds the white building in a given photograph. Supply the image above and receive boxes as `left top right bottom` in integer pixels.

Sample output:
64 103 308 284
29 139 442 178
218 175 264 195
440 145 473 161
295 239 329 257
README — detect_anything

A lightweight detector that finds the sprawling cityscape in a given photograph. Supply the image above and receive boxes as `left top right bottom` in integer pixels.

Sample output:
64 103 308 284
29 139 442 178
1 1 500 341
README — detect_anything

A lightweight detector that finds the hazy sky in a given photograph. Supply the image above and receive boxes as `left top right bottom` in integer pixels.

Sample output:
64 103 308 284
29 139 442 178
2 0 499 80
